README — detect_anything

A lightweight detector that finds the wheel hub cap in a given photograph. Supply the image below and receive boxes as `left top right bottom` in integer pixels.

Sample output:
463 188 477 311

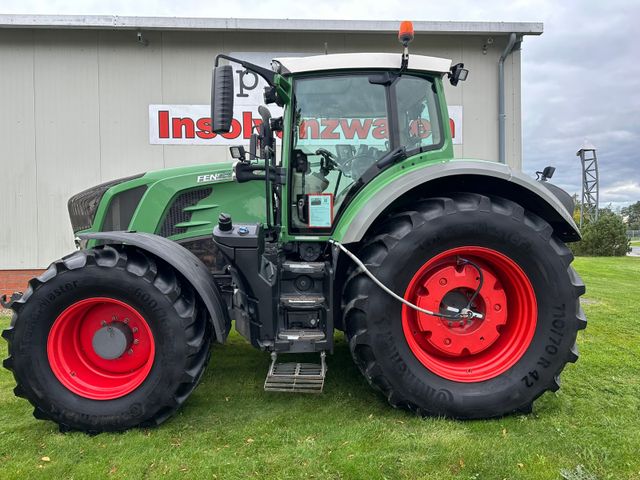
402 247 537 383
92 322 133 360
416 263 508 356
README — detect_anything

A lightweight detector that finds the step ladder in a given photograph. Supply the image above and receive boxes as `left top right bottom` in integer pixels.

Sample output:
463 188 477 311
264 351 327 393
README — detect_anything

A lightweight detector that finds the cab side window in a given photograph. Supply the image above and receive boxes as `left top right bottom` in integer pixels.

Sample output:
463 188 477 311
395 76 441 153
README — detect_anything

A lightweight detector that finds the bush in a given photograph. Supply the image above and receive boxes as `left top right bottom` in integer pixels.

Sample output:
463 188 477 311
571 212 631 256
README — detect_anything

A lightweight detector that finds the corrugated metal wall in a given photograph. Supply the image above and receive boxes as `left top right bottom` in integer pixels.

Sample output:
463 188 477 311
0 28 521 269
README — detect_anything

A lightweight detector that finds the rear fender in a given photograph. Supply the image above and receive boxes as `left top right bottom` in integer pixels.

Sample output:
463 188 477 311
79 231 230 343
333 160 580 244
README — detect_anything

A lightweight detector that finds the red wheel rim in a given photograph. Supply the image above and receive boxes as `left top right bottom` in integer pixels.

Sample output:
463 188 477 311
47 297 155 400
402 247 537 382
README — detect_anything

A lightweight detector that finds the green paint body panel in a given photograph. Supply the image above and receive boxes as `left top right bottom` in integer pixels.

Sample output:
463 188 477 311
83 163 266 247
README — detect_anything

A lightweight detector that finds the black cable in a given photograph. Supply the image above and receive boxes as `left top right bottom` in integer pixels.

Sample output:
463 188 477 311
457 256 484 313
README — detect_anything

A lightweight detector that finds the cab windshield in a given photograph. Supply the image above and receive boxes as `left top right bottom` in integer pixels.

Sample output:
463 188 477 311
289 73 442 231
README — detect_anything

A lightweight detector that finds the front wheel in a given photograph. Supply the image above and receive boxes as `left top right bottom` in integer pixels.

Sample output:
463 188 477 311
2 245 212 432
342 193 586 418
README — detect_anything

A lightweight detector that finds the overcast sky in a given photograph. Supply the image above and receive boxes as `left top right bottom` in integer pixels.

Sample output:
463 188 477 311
3 0 639 207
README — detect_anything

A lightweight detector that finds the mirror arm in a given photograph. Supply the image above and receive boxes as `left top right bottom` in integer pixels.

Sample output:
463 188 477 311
215 54 276 86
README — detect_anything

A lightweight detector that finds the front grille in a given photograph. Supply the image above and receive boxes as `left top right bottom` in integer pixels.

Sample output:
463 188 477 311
67 173 144 233
158 187 213 237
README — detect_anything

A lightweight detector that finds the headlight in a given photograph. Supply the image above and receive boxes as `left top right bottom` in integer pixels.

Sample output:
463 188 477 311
67 174 144 233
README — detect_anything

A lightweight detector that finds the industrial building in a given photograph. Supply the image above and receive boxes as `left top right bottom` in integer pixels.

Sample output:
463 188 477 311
0 15 542 293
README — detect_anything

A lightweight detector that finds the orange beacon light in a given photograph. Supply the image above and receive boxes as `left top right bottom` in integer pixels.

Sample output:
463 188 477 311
398 21 414 46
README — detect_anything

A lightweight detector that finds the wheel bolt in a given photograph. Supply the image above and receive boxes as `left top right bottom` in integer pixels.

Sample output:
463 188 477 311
133 339 139 345
128 349 134 355
101 320 107 326
439 278 447 286
112 315 118 322
123 318 129 324
70 371 76 376
494 304 501 311
444 338 451 346
132 327 138 333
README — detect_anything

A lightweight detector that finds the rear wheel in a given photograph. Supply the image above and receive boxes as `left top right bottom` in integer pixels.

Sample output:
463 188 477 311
342 193 586 418
2 245 212 432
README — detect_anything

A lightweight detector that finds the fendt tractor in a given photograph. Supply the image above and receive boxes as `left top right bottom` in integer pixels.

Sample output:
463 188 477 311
2 22 586 433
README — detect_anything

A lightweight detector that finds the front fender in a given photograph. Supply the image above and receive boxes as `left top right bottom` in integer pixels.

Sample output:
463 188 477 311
333 160 580 244
79 231 230 343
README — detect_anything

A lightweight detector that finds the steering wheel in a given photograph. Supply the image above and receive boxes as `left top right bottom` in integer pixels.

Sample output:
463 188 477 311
349 152 378 178
315 148 352 176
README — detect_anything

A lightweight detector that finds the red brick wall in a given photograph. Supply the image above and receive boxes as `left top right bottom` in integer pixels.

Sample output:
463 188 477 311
0 269 46 297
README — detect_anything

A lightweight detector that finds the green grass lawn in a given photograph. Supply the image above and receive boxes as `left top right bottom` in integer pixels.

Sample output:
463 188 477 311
630 240 640 247
1 257 639 479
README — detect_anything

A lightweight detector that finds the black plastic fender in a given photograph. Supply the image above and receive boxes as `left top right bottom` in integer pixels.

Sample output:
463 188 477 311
79 231 230 343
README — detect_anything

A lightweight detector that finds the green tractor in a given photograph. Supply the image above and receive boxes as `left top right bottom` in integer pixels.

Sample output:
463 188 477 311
2 23 585 433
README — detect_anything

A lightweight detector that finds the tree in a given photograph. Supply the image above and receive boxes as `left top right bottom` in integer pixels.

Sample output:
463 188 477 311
571 210 631 256
621 201 640 230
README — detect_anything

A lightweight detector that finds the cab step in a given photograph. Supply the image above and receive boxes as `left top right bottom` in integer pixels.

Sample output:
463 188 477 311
264 351 327 393
280 294 325 308
277 329 325 341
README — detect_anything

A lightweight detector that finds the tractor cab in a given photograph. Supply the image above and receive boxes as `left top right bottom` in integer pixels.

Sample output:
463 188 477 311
282 58 446 232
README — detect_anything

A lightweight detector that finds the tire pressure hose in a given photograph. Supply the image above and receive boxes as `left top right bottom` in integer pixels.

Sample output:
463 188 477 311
329 239 484 320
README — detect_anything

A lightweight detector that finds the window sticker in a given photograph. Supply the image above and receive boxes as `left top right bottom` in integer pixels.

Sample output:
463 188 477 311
308 194 333 228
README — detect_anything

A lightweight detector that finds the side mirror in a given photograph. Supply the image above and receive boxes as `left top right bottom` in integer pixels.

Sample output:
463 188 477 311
448 63 469 86
211 65 234 134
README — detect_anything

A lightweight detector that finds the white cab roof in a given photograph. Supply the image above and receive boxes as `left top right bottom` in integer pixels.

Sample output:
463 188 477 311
273 53 452 75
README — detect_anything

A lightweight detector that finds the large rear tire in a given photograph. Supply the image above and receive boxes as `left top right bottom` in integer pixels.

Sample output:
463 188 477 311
342 193 586 418
2 245 212 433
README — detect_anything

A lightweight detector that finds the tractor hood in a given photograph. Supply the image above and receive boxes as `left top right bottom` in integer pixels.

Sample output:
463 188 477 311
69 162 265 241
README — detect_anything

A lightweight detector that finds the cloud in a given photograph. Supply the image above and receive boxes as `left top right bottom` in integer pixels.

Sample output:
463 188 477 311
601 181 640 203
518 1 640 206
